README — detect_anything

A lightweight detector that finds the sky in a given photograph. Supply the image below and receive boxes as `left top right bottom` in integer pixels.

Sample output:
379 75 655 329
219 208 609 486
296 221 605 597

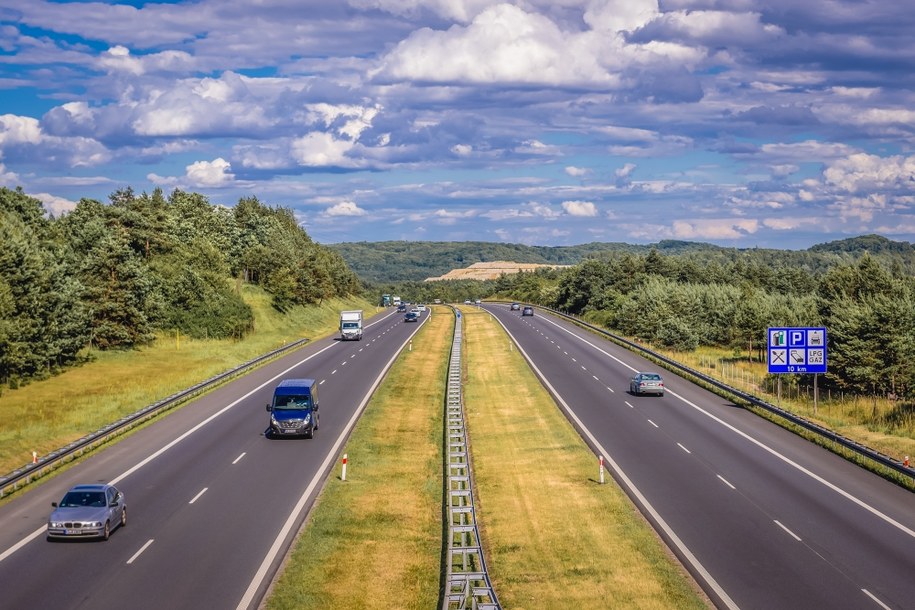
1 0 915 249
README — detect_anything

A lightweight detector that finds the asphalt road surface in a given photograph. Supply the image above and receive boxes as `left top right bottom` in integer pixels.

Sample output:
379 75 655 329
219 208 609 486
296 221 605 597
481 303 915 610
0 307 427 610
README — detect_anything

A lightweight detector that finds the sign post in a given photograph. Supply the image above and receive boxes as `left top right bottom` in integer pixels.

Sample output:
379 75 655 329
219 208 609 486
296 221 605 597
768 327 827 414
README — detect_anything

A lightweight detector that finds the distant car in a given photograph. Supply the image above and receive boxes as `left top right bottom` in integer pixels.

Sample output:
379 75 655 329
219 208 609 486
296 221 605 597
404 311 418 322
464 300 472 304
521 306 534 316
433 299 442 304
48 484 127 541
397 303 407 312
630 372 665 396
416 304 427 312
475 299 482 305
510 302 521 310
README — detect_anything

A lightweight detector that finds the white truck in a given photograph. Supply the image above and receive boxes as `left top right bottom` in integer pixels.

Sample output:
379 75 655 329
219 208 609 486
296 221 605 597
339 310 364 341
392 295 401 307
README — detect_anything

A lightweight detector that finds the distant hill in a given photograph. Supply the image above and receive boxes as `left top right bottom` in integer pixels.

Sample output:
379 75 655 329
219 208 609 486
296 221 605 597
329 236 915 284
808 234 915 256
328 240 701 282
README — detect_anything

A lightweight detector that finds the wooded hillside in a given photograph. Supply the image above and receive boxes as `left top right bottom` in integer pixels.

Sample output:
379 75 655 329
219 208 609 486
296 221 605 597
0 186 360 386
331 236 915 283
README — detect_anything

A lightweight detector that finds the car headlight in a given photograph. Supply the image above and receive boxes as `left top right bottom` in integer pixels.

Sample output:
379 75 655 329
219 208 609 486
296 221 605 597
303 413 311 424
49 521 63 528
271 415 279 426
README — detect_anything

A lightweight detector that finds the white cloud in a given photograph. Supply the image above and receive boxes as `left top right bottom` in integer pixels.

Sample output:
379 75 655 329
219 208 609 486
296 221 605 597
0 161 19 186
565 166 590 177
99 45 144 75
347 0 498 23
186 158 234 187
325 200 367 216
562 200 598 216
615 163 637 178
829 194 888 223
452 144 473 156
130 72 275 137
0 114 42 145
822 152 915 193
291 132 355 167
672 218 760 240
516 139 560 155
306 103 381 139
32 192 78 216
375 4 625 88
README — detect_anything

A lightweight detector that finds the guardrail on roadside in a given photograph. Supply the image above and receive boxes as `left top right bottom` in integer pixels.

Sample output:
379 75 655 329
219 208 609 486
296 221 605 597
0 338 310 498
493 301 914 487
443 308 500 610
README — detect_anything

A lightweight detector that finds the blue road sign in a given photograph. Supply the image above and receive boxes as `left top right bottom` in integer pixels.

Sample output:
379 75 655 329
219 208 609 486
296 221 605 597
768 327 827 374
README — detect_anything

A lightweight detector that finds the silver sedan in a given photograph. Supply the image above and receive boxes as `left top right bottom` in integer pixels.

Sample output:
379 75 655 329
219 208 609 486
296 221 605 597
629 372 665 396
47 483 127 541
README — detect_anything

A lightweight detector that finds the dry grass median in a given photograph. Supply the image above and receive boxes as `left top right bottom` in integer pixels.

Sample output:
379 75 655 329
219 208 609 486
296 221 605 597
461 307 708 609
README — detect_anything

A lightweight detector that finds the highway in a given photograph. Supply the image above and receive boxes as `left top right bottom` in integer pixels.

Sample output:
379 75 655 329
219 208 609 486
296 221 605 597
481 303 915 610
0 307 426 610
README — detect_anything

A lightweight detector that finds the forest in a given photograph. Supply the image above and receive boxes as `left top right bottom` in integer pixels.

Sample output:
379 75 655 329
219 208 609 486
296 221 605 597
0 186 360 387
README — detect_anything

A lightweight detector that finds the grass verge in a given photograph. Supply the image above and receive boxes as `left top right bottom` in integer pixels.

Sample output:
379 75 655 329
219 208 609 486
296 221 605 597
264 307 452 609
0 285 377 476
460 307 708 609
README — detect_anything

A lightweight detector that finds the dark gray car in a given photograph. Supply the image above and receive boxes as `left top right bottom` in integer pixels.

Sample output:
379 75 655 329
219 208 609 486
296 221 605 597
630 372 665 396
48 483 127 541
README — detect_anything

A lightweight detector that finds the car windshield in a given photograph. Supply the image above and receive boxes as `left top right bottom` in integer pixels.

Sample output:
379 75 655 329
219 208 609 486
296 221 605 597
640 374 662 381
342 322 359 329
60 491 106 507
274 395 311 410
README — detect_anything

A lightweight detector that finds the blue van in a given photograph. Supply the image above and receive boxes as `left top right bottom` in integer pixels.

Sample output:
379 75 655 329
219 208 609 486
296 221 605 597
266 379 319 438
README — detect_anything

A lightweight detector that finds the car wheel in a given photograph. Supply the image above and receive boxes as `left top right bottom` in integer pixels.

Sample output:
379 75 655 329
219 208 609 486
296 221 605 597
120 507 127 528
102 521 110 541
305 427 314 439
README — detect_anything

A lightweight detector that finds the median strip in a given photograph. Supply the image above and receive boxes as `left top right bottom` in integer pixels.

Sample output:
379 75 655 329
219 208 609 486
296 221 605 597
460 307 707 608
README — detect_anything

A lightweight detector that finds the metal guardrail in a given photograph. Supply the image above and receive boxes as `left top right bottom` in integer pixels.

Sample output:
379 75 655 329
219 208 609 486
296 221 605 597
443 309 500 610
0 338 311 497
509 302 914 486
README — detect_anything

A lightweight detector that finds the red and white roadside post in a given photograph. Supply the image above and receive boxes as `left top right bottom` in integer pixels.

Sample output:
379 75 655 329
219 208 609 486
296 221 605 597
905 455 910 468
341 453 348 481
599 455 605 484
32 451 38 464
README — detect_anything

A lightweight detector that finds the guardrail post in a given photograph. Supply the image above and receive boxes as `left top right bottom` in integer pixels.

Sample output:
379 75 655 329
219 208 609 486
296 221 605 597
599 455 605 484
